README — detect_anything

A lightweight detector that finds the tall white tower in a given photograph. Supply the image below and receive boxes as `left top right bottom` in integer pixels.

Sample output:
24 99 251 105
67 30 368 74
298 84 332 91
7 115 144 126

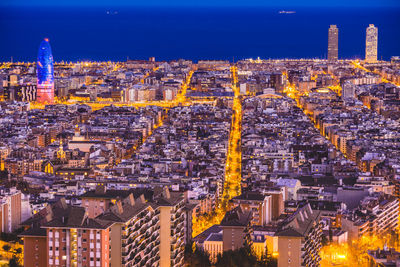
365 24 378 63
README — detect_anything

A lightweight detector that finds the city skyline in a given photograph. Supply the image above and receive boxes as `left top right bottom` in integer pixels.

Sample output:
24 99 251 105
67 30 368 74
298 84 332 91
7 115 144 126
0 1 400 267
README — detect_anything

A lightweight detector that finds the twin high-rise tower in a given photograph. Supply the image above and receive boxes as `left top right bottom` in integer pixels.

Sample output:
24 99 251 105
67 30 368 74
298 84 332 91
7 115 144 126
328 25 339 61
327 24 379 62
365 24 378 63
36 38 54 103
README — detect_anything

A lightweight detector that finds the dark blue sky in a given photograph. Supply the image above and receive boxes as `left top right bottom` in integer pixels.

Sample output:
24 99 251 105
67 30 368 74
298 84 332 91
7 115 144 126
2 0 400 7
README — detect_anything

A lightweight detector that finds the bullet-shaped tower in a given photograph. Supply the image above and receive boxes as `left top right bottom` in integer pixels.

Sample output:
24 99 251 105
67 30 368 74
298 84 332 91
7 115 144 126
36 38 54 103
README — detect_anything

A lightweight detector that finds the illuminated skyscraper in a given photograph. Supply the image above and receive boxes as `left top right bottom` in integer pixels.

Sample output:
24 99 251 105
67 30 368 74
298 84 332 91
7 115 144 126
365 24 378 63
328 25 338 61
36 38 54 103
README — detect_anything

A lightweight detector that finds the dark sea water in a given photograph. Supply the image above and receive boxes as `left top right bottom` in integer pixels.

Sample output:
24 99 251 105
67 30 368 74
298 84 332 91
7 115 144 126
0 6 399 62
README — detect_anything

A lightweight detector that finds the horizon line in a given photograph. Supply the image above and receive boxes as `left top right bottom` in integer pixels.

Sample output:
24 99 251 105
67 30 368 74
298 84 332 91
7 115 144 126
2 4 400 8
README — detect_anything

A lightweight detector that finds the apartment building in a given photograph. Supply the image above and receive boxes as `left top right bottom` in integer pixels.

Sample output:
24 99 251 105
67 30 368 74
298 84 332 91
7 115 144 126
42 206 112 267
21 186 187 267
80 185 138 218
20 198 111 267
97 194 160 266
220 206 253 252
0 187 22 233
276 203 322 267
230 191 272 226
203 232 223 262
195 206 253 262
342 194 399 241
87 186 187 267
155 188 187 267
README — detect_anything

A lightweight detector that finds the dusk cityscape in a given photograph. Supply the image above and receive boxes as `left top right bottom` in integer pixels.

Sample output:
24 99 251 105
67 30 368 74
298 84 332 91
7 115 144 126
0 0 400 266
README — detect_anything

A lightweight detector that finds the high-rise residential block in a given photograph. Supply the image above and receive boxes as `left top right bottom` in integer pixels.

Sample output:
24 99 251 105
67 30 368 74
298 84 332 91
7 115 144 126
342 194 398 241
20 199 111 267
43 207 112 267
328 25 339 61
365 24 378 63
276 204 322 267
342 80 356 100
0 187 22 233
98 194 160 266
21 187 188 267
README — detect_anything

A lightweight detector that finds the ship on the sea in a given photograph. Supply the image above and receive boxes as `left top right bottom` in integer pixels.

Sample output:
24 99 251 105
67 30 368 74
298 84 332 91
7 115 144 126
279 10 296 14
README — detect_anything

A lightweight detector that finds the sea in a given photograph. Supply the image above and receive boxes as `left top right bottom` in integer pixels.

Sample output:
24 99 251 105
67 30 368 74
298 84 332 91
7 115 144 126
0 6 399 62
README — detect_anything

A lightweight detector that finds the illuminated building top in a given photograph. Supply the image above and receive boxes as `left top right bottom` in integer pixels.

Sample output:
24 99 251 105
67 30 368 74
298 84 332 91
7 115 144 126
37 38 54 87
